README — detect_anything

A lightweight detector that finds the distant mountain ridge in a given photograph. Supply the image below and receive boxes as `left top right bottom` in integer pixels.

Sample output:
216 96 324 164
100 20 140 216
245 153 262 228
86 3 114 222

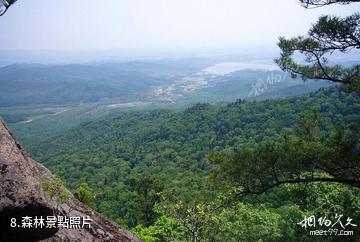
0 62 175 107
0 60 332 108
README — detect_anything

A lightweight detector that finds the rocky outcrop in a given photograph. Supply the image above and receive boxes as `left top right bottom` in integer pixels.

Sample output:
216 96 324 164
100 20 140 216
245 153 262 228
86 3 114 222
0 120 141 242
0 120 58 241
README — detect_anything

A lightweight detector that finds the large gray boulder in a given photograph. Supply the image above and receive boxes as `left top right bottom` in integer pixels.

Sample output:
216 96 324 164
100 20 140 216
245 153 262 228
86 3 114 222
0 120 141 242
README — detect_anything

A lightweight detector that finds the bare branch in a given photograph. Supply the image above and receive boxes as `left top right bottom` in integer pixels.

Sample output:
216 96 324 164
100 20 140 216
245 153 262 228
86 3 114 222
300 0 360 8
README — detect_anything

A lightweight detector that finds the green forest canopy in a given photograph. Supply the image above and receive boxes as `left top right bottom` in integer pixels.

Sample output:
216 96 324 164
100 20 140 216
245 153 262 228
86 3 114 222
31 87 360 241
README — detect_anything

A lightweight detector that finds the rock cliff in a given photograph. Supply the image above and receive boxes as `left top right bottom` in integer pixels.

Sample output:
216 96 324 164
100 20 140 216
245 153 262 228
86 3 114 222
0 120 141 242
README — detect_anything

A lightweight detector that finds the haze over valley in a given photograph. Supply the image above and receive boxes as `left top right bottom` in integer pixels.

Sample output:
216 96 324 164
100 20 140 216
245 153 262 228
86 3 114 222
1 1 359 241
0 58 331 125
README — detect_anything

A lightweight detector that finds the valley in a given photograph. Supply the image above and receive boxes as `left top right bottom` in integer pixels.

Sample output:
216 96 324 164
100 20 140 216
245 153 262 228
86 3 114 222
0 58 331 124
0 58 333 150
1 0 359 241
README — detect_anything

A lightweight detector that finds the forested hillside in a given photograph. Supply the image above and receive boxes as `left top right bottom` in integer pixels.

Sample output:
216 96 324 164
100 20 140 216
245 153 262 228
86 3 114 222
30 87 360 241
2 61 332 148
1 0 359 241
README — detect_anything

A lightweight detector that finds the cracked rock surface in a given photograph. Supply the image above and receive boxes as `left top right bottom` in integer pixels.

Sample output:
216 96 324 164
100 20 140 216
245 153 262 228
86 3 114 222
0 120 141 242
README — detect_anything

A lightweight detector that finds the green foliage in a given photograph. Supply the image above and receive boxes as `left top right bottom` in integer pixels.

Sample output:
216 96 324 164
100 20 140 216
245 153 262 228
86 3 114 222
135 195 307 242
209 109 360 194
30 87 360 241
160 200 217 242
74 183 95 208
128 175 164 226
276 13 360 93
42 177 69 205
132 216 183 242
210 203 284 242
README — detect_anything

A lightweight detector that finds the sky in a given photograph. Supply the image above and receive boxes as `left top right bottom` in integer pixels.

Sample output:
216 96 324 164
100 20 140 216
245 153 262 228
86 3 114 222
0 0 357 54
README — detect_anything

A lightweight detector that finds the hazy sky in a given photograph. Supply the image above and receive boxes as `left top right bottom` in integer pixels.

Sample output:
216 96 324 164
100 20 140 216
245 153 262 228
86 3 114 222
0 0 357 51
